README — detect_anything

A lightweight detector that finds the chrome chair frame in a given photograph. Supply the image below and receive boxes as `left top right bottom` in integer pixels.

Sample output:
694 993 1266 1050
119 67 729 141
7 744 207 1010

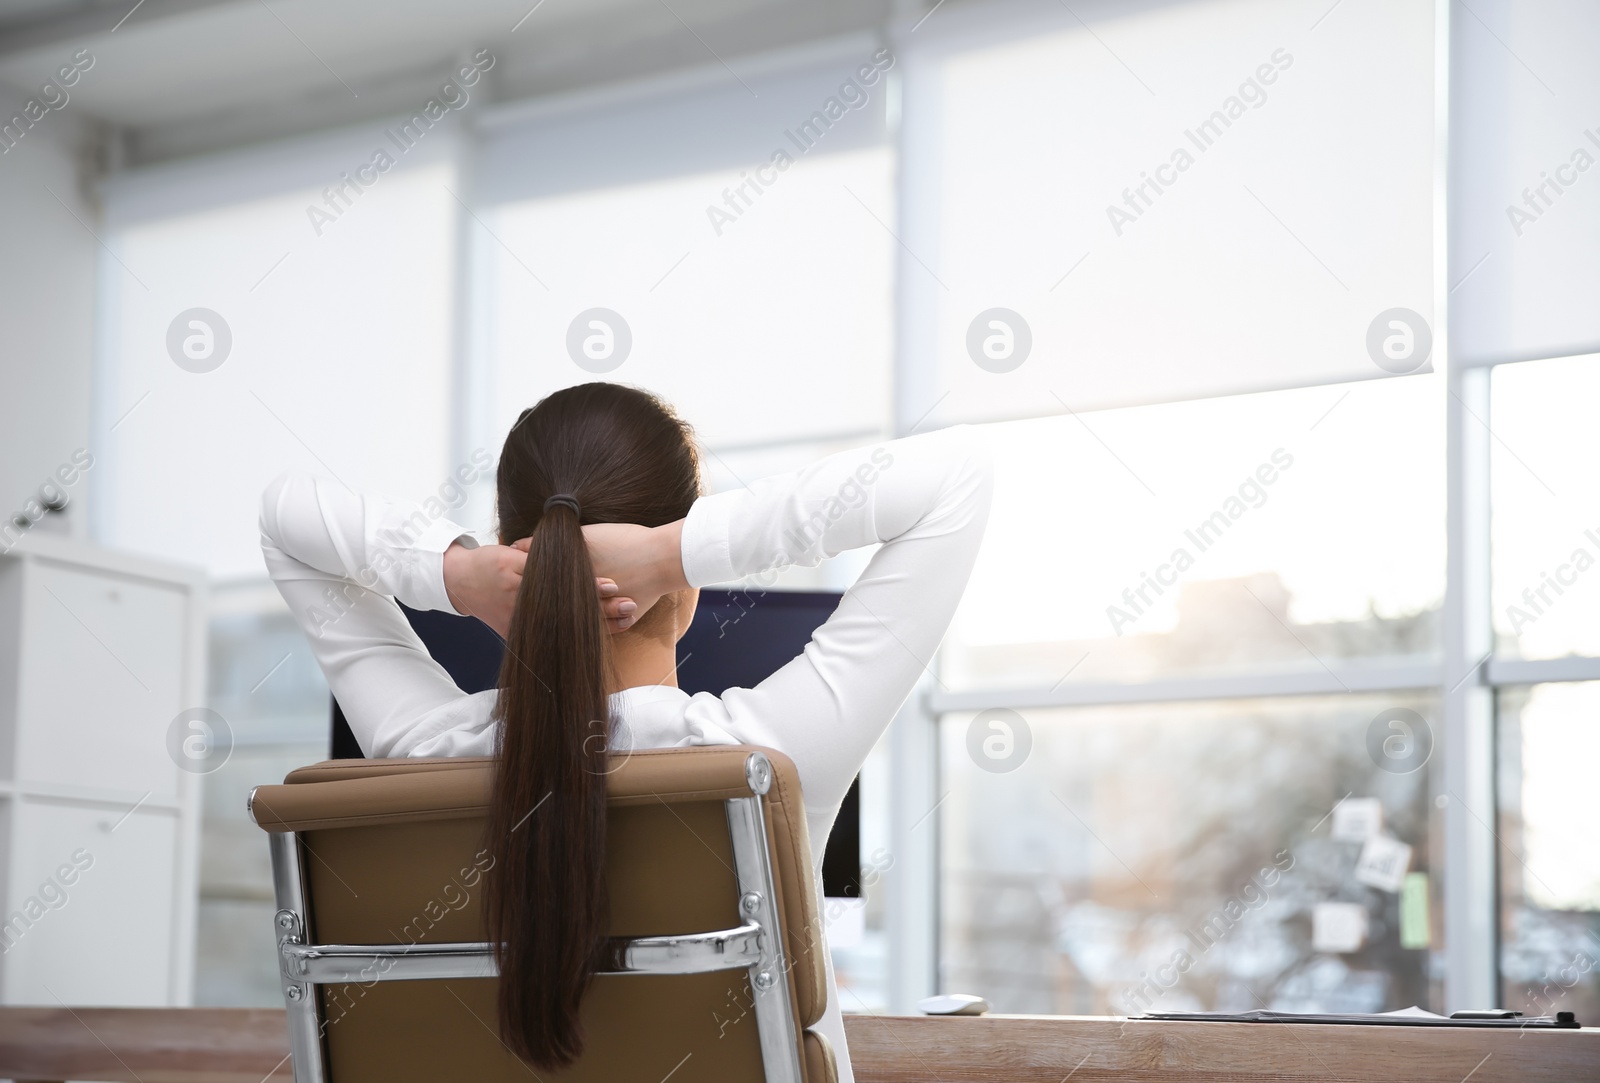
256 750 804 1083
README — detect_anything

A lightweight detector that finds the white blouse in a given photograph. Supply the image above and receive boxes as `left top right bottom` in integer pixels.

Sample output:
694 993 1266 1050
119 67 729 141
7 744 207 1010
259 424 994 1079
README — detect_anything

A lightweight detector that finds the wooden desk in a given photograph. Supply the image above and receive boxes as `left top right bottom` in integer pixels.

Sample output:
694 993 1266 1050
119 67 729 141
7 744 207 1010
0 1008 1593 1082
0 1008 292 1082
843 1014 1598 1082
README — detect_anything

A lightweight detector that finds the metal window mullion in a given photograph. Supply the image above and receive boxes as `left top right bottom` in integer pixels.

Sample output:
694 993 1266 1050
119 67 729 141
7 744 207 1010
1442 357 1497 1011
1486 655 1600 687
888 680 940 1013
1440 0 1502 1011
882 7 949 1017
927 658 1444 715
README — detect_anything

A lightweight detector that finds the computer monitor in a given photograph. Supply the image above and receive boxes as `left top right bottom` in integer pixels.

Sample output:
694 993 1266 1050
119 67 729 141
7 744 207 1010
330 588 861 898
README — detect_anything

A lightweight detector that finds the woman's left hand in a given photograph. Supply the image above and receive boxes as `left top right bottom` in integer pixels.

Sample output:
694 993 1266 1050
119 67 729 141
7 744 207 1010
445 540 637 638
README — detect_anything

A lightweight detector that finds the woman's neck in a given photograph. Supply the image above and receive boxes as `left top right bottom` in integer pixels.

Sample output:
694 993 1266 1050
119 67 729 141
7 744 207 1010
607 634 681 694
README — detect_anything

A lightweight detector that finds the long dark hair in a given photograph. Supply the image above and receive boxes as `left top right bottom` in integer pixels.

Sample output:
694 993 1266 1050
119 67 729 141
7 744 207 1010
484 383 700 1067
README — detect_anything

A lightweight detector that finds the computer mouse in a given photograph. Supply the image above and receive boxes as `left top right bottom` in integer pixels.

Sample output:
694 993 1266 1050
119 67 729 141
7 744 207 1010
916 993 991 1016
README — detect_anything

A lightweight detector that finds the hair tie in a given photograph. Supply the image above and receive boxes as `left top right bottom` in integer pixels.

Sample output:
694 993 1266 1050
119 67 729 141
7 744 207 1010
543 493 581 517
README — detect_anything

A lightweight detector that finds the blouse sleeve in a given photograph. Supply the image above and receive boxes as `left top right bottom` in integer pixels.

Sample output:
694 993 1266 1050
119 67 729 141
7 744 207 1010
677 425 994 818
258 471 484 758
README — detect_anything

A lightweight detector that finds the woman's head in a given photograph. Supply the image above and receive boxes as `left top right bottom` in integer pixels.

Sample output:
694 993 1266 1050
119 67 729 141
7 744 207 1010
484 383 700 1067
495 382 700 545
496 382 701 641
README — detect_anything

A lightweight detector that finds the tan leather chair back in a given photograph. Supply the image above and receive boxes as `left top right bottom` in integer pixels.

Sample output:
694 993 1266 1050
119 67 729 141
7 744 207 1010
250 746 836 1083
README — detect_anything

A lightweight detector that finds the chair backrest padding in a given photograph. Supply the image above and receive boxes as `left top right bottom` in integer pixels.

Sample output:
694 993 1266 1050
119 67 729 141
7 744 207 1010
249 746 829 1083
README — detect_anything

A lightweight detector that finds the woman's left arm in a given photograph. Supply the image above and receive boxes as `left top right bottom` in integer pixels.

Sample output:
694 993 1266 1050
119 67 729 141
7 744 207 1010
590 427 994 823
259 471 483 757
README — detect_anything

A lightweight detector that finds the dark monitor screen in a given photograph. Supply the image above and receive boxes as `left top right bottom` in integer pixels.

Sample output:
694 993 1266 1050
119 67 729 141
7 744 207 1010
330 588 861 898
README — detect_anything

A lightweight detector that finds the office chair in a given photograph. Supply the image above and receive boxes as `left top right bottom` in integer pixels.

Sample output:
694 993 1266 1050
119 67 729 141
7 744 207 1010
249 746 834 1082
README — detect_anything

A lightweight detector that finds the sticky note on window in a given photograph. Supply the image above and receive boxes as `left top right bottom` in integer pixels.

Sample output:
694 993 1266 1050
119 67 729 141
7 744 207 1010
1313 901 1368 953
1354 835 1412 893
1331 797 1383 841
1400 872 1430 949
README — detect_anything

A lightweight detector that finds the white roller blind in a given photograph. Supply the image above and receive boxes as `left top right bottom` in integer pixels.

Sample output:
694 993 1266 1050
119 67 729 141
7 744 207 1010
1450 0 1600 365
473 49 896 452
96 127 459 578
897 0 1438 427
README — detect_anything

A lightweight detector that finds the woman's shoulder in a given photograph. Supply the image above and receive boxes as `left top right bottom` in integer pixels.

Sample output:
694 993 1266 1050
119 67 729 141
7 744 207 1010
613 685 746 752
389 688 500 759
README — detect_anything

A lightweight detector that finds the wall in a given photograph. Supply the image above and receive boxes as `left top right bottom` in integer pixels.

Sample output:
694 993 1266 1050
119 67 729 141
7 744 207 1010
0 86 98 546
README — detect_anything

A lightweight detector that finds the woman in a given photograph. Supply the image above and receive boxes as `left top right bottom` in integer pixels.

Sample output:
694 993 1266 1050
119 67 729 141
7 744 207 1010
259 382 993 1077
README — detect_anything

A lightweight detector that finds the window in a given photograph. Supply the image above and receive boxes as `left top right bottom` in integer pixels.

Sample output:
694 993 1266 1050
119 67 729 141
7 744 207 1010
1490 355 1600 660
477 149 894 453
1486 354 1600 1024
469 54 903 1008
470 51 896 459
897 0 1436 428
97 141 459 577
945 374 1443 690
96 132 463 1005
1496 682 1600 1025
932 362 1449 1013
942 693 1440 1014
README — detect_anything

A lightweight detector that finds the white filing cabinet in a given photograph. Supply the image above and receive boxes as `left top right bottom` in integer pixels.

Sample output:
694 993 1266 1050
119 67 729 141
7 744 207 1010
0 533 205 1006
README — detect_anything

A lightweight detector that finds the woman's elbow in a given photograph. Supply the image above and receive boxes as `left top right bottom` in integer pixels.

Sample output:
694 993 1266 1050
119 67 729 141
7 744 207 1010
258 469 307 546
949 426 997 517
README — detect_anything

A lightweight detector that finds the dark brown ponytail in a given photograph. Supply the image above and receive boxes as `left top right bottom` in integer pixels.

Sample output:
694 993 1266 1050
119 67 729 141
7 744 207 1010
483 383 700 1068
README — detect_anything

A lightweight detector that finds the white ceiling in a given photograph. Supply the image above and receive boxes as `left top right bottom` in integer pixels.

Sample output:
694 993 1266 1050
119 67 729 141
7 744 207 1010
0 0 897 163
